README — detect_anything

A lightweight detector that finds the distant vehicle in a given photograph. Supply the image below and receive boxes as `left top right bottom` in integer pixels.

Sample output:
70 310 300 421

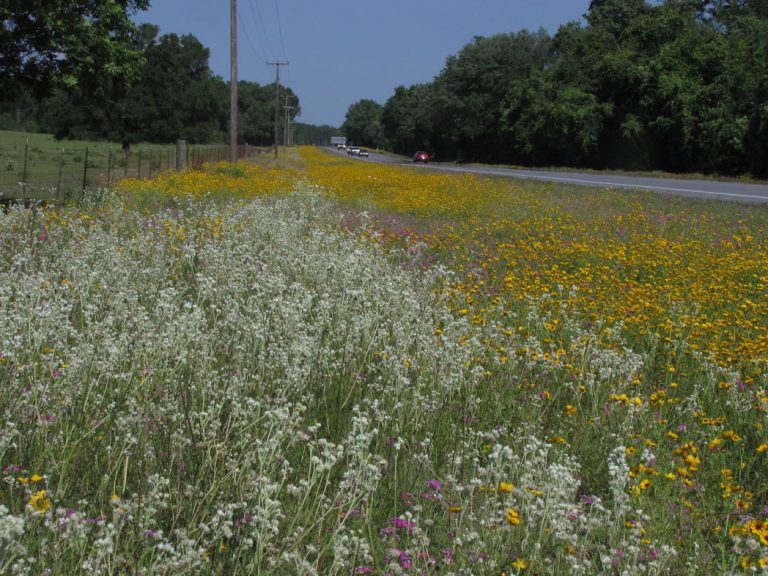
348 147 361 156
357 149 369 158
336 144 346 150
413 151 429 163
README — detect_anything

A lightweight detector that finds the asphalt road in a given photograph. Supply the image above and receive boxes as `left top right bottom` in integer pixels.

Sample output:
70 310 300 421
331 147 768 204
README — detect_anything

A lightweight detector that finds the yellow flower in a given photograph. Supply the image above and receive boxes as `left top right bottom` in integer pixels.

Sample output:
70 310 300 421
511 558 527 570
756 443 768 454
28 490 50 515
498 482 515 493
30 474 43 483
564 404 576 415
448 506 462 513
749 520 768 545
506 508 521 525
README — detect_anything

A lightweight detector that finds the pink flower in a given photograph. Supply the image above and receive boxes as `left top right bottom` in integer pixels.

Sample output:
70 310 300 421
390 516 414 533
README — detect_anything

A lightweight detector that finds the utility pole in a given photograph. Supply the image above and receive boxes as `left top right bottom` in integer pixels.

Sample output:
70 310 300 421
267 60 289 159
230 0 238 163
283 94 294 153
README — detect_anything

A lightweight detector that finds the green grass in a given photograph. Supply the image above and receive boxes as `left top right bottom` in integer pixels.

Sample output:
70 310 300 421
0 131 243 203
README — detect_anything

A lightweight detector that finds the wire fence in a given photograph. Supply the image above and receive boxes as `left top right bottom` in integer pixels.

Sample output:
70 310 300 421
0 140 264 204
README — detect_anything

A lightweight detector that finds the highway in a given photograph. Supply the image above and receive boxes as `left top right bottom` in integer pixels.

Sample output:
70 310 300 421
332 147 768 204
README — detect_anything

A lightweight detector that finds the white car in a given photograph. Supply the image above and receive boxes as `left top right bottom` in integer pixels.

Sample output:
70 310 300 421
347 147 361 156
357 149 369 158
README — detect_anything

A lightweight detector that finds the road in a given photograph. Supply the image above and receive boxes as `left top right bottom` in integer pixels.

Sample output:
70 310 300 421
332 148 768 204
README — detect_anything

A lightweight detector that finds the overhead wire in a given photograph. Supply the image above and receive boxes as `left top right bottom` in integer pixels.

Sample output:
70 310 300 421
249 0 276 61
273 0 288 59
237 10 262 62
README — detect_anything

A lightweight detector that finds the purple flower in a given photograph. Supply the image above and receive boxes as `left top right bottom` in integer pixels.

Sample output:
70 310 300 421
389 516 414 533
398 549 412 569
354 567 373 574
427 479 442 491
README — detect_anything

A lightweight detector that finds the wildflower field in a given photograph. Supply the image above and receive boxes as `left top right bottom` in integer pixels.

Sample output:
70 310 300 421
1 148 767 574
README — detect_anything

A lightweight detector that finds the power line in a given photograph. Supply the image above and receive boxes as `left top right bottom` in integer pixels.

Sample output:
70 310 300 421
237 10 262 60
249 0 276 61
273 0 288 59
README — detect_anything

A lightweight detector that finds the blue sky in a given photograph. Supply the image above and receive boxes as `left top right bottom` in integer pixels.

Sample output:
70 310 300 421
133 1 591 127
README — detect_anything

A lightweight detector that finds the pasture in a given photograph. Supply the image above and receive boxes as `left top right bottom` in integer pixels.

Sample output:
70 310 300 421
0 147 766 574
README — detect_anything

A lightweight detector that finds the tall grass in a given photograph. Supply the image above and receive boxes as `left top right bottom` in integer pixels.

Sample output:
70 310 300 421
1 153 767 574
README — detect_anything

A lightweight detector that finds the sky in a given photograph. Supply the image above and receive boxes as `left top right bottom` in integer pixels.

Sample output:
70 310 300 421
133 1 592 127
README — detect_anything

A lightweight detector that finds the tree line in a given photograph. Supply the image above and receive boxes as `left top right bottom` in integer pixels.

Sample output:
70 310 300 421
1 2 305 147
343 0 768 176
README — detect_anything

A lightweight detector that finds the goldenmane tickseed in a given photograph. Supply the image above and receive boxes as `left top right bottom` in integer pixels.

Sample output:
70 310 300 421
0 148 766 574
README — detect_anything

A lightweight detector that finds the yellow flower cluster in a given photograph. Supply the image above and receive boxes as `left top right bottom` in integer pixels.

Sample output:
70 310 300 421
117 161 300 201
299 147 768 372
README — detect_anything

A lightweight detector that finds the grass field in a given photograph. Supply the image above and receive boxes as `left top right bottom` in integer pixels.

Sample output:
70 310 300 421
0 131 243 203
1 147 767 574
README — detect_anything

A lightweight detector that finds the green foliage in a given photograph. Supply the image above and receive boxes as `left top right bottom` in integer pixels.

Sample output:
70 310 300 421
20 25 302 147
292 123 343 146
0 0 150 101
374 0 768 176
341 99 386 148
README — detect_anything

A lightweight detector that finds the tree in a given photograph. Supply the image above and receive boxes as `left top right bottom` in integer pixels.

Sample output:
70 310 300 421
39 28 231 144
381 84 433 155
342 100 385 148
428 30 552 162
292 123 343 146
126 32 226 143
0 0 150 102
237 81 300 146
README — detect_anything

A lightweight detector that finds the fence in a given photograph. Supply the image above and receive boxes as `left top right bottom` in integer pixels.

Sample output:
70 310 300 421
0 139 262 203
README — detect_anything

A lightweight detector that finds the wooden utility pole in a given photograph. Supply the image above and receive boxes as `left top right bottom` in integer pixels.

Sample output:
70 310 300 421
267 60 289 158
283 94 294 153
230 0 238 163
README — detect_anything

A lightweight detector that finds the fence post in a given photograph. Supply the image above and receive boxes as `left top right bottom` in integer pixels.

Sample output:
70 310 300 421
106 151 112 187
56 149 64 202
82 147 89 197
176 140 187 171
21 142 28 201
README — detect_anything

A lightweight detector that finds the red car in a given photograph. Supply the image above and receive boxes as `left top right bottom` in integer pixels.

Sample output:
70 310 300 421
413 151 429 163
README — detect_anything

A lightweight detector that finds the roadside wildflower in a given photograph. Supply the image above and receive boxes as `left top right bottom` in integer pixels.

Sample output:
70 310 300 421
28 490 50 515
749 520 768 546
506 508 521 525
